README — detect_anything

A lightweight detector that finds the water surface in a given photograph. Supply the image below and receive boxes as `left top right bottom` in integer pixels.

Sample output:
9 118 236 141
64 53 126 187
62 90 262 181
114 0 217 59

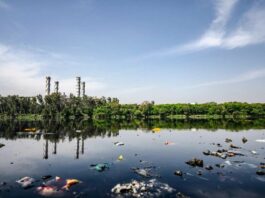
0 119 265 197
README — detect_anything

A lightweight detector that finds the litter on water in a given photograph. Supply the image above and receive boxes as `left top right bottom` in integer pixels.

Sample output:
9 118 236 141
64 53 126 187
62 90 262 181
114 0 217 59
164 141 175 145
24 128 37 132
37 176 81 196
90 163 110 172
114 141 125 146
62 179 80 190
256 139 265 143
152 128 161 133
118 155 124 161
16 176 35 189
111 179 176 197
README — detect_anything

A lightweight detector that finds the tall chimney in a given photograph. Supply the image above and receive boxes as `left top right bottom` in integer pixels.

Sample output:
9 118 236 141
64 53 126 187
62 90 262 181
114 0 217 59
76 77 81 97
46 76 51 95
82 81 85 97
54 81 59 94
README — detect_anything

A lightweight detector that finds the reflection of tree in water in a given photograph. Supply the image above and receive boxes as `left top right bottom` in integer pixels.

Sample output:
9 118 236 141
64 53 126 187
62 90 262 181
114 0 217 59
1 119 265 140
1 118 265 159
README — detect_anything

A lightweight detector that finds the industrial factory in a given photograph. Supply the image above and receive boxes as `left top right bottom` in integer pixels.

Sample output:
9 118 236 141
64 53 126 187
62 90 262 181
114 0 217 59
45 76 86 97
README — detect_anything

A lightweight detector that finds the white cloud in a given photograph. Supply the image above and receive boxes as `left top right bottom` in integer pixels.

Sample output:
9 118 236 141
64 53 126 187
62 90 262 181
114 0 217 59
223 5 265 48
180 0 265 51
186 68 265 89
0 43 106 96
142 0 265 58
181 0 238 51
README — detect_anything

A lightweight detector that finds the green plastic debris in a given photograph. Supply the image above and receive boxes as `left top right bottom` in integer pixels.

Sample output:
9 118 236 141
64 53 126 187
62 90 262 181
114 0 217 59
90 163 110 172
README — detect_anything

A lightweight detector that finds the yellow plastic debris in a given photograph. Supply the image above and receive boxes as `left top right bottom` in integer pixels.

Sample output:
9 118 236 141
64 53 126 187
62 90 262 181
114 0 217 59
152 128 161 133
62 179 80 190
118 155 123 161
24 128 37 132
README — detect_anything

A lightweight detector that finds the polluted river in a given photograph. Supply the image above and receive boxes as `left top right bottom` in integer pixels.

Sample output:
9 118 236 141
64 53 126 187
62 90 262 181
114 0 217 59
0 119 265 198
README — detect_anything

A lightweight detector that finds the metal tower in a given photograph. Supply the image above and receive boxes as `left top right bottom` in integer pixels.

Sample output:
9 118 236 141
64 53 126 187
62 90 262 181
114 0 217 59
45 76 51 95
82 81 86 97
54 81 59 94
76 77 81 97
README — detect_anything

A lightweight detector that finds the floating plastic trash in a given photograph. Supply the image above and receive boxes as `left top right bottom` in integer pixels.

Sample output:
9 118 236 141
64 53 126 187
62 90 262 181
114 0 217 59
242 137 248 143
225 161 232 166
203 150 227 159
44 176 80 190
37 176 81 196
227 151 244 157
114 142 124 146
152 128 161 132
37 185 65 197
230 144 241 149
0 143 5 148
174 170 183 177
256 139 265 143
118 155 123 161
90 163 110 172
43 176 65 189
16 176 35 189
76 130 82 133
132 167 159 178
225 138 232 143
205 165 213 170
186 158 204 167
42 175 52 180
132 168 150 178
62 179 80 190
111 179 176 197
24 128 37 132
256 170 265 175
164 141 174 145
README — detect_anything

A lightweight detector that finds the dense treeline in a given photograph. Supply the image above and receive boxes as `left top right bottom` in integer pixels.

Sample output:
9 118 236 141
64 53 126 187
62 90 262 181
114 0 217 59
0 94 265 120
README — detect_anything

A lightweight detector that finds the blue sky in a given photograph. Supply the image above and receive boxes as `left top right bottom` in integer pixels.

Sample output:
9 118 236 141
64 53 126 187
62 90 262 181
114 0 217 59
0 0 265 103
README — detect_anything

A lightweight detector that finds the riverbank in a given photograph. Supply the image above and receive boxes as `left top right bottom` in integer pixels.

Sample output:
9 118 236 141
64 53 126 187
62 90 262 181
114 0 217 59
0 114 43 121
0 113 259 121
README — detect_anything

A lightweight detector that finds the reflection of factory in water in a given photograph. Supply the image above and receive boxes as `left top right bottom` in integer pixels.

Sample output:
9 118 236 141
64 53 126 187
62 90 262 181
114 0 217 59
43 132 85 160
9 121 118 160
15 130 86 160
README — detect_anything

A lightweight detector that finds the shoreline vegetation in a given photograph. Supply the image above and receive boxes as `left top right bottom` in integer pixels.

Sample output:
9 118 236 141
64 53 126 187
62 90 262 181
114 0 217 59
1 119 265 136
0 94 265 121
0 114 254 121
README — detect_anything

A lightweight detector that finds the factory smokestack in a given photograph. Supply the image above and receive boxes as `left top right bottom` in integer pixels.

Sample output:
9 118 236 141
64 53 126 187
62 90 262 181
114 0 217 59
82 81 85 97
46 76 51 95
76 77 81 97
54 81 59 94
